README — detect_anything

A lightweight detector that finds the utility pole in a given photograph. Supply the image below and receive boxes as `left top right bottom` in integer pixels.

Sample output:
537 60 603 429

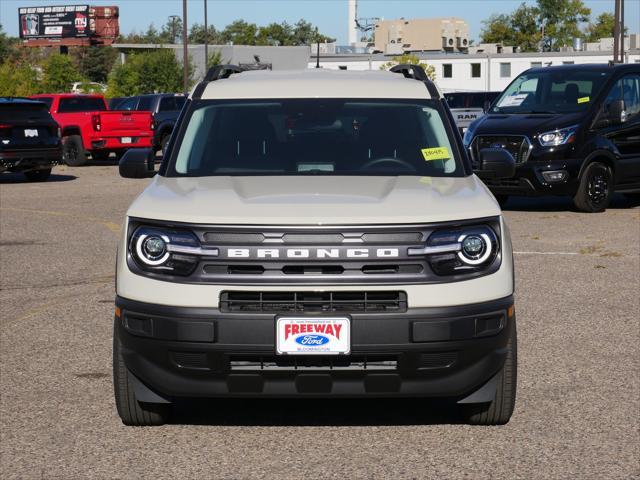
613 0 625 63
183 0 189 92
204 0 208 69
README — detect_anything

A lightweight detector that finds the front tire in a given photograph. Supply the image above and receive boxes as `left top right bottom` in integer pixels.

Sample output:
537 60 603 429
113 322 168 426
573 162 613 213
62 135 87 166
462 321 517 425
24 168 51 182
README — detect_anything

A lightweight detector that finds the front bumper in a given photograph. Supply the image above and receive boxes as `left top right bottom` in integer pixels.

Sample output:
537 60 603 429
115 295 514 399
0 147 62 172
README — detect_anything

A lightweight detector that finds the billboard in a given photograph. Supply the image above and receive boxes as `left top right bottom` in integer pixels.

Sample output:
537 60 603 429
19 5 92 40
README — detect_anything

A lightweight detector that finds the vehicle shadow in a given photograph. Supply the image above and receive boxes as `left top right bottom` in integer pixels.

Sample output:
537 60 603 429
169 397 464 427
0 172 77 183
502 193 639 212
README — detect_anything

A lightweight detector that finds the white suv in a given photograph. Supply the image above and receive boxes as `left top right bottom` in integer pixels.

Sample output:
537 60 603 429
114 65 518 426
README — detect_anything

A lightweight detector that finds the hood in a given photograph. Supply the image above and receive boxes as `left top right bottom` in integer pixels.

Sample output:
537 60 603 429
473 112 584 136
127 175 500 225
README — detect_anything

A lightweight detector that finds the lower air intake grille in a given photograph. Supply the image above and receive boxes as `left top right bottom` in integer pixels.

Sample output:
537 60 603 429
220 291 407 313
229 355 398 371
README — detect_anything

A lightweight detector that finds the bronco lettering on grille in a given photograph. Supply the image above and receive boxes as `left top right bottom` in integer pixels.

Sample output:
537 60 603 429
226 248 399 259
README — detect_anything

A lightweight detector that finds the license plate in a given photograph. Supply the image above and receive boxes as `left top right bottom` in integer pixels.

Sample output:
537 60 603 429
24 129 38 138
121 137 132 144
276 317 350 355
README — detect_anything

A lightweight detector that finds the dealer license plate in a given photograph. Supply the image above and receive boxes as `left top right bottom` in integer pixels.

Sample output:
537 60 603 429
276 317 350 355
121 137 132 144
24 129 38 137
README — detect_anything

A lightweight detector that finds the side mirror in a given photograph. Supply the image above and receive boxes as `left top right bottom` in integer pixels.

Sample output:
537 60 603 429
483 100 492 113
119 148 156 178
476 148 516 179
608 99 626 125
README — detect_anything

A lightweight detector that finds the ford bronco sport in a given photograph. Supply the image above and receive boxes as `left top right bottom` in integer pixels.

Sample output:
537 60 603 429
114 65 518 426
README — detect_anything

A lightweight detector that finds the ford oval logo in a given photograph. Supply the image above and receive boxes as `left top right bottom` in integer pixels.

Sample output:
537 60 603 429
295 334 330 346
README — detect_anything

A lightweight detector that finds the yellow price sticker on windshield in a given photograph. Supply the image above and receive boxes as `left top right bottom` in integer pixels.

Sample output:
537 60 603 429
577 96 590 104
421 147 451 161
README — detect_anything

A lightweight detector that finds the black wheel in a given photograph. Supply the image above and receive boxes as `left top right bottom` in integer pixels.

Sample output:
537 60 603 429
495 194 509 208
92 151 111 162
573 162 613 213
462 321 517 425
62 135 87 166
113 322 168 426
24 168 51 182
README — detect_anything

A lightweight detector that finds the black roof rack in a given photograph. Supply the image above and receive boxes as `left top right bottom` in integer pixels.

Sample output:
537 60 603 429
390 63 440 99
192 64 244 99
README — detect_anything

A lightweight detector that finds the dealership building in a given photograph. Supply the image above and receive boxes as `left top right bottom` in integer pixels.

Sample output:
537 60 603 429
308 48 640 92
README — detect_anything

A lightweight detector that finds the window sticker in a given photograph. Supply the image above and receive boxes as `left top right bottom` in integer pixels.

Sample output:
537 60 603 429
421 147 451 161
577 96 590 104
498 93 528 107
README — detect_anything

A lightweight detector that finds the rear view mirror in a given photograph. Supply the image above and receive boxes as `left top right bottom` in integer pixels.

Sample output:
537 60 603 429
119 148 156 178
476 148 516 179
483 100 492 112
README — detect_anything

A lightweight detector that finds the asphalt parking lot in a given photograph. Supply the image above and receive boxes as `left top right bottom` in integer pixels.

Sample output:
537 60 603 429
1 165 639 479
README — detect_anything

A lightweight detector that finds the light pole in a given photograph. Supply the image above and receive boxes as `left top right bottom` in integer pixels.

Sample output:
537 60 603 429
204 0 208 69
183 0 189 92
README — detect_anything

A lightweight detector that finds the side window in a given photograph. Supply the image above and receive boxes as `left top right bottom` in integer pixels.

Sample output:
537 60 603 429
605 75 640 118
159 97 177 112
137 96 153 111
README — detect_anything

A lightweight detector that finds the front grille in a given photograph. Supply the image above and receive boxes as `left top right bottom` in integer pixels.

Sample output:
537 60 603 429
229 354 398 371
220 291 407 313
472 135 531 165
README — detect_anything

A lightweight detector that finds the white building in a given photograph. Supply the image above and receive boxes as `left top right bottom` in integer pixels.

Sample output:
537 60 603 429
308 49 640 92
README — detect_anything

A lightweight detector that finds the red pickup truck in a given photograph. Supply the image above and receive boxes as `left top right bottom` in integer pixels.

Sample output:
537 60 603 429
31 94 153 166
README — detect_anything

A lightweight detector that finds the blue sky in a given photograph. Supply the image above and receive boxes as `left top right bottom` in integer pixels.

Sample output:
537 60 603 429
1 0 638 43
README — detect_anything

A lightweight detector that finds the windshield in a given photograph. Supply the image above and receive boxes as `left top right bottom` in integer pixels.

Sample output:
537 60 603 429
492 70 611 114
170 99 461 177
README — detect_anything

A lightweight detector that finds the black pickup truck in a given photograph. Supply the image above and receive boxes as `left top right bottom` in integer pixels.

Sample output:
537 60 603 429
465 64 640 212
110 94 186 153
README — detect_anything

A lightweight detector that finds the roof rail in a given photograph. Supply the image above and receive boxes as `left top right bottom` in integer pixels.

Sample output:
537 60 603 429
390 63 440 99
192 64 243 99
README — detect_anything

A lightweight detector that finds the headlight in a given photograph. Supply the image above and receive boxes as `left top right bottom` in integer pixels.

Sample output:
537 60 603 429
129 226 218 276
538 125 578 147
409 225 499 276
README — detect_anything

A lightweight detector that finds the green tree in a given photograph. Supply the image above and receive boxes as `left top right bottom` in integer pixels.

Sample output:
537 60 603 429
107 49 189 97
537 0 590 49
207 50 225 69
189 23 223 44
0 24 15 63
221 20 259 45
256 22 293 46
74 46 118 83
481 4 542 52
290 19 334 45
584 13 622 43
159 16 183 44
0 62 41 96
42 54 82 92
379 54 435 81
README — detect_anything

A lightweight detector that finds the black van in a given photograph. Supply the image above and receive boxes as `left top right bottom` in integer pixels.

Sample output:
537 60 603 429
464 64 640 212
